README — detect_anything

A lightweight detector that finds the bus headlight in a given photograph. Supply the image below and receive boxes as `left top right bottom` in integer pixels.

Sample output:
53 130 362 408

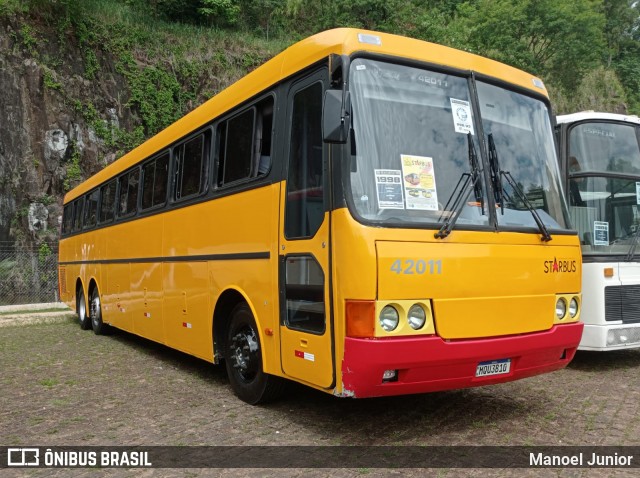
407 304 426 330
569 297 579 318
555 298 567 320
379 305 399 332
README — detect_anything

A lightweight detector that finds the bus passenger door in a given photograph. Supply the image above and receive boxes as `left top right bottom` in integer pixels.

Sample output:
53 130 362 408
279 71 334 389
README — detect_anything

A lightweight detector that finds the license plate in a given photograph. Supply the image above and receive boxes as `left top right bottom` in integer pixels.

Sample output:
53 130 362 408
475 358 511 377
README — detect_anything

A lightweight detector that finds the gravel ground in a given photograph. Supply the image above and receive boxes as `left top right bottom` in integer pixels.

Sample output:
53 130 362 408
1 317 639 477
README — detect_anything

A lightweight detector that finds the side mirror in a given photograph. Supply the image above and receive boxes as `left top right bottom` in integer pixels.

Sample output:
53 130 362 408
323 89 351 144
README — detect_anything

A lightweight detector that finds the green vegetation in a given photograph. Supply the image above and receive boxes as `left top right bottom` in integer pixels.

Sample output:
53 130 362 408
0 0 638 164
63 143 82 192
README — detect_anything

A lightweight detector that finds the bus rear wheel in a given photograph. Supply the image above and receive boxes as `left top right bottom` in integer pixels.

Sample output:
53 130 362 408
224 303 284 404
77 287 91 330
89 287 109 335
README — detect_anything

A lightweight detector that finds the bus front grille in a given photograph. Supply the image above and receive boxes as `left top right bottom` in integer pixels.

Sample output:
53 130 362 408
605 285 640 323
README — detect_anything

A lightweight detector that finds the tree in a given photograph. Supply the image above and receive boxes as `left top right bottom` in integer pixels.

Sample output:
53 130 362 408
454 0 606 92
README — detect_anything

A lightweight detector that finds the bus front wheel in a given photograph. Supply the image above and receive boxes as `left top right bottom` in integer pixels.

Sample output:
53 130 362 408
224 303 284 404
77 287 91 330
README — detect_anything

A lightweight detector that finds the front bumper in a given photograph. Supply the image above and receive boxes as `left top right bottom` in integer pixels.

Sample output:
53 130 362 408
340 323 583 398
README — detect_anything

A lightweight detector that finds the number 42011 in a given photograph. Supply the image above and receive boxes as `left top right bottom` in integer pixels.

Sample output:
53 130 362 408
390 259 442 275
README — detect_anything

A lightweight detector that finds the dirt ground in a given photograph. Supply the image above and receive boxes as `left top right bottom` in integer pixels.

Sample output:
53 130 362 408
1 318 639 477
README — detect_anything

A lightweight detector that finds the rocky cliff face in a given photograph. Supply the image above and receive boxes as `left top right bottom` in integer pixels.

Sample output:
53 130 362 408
0 15 139 247
0 9 276 250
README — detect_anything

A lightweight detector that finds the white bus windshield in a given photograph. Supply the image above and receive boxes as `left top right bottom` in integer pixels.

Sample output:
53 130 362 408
567 121 640 255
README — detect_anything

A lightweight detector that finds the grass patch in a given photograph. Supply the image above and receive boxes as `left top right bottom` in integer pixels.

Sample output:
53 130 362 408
0 308 71 316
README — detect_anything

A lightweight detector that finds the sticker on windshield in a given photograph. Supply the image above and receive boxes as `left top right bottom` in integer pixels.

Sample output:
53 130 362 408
375 169 404 209
450 98 474 135
401 155 439 211
594 221 609 246
636 182 640 205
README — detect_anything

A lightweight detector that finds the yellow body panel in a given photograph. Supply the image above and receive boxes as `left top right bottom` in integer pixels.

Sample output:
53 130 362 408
60 184 281 366
332 209 581 341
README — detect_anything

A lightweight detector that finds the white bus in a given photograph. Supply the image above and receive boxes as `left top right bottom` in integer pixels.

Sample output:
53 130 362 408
556 112 640 350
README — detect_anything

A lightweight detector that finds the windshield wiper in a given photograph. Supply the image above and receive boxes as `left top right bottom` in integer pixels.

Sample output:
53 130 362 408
435 133 484 239
625 226 640 262
487 133 552 242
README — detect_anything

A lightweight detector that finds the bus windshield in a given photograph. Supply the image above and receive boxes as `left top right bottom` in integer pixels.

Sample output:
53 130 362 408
348 58 569 231
567 121 640 255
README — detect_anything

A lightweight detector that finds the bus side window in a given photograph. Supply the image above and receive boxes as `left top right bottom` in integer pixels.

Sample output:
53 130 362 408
62 204 73 235
117 168 140 217
218 108 255 186
142 152 169 209
254 97 273 176
175 134 208 201
99 179 116 224
72 198 84 232
83 189 99 229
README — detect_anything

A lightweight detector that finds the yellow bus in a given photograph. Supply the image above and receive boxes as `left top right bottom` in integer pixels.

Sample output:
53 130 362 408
59 28 583 404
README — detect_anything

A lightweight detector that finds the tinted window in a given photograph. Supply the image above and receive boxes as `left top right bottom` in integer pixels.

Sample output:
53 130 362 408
62 204 73 235
285 82 324 238
175 134 208 200
99 180 116 224
83 189 99 229
117 168 140 217
72 198 84 232
220 109 255 185
254 97 274 176
142 152 169 209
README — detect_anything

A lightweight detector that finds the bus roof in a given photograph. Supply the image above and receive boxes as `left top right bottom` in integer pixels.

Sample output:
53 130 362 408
64 28 549 203
556 111 640 126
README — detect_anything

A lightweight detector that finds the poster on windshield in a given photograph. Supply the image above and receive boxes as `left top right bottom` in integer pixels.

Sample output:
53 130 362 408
400 154 439 211
636 181 640 205
450 98 474 135
374 169 404 209
594 221 609 246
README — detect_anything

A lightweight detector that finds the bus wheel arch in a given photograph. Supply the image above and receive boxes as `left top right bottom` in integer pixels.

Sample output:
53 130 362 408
213 290 284 404
212 289 247 364
76 279 91 330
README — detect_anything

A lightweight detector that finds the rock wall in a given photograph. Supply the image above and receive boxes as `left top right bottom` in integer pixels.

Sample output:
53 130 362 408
0 15 133 247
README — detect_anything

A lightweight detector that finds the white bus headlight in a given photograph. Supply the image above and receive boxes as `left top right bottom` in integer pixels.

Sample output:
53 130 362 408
555 298 567 320
379 305 399 332
569 297 579 318
407 304 426 330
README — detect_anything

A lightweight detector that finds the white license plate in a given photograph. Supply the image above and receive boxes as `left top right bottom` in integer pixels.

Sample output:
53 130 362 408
475 359 511 377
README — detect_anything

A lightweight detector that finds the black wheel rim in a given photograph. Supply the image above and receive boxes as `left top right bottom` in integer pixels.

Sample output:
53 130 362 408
229 325 259 382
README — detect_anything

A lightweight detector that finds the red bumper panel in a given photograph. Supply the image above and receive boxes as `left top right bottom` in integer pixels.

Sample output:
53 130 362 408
341 323 583 398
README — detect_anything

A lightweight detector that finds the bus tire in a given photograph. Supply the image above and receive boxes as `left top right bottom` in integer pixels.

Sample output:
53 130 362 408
77 286 91 330
89 286 109 335
224 303 285 405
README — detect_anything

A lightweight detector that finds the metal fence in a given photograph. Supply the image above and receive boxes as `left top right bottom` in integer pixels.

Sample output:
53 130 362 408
0 243 59 305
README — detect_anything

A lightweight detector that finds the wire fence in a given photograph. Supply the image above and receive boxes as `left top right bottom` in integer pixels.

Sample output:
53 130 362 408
0 242 59 306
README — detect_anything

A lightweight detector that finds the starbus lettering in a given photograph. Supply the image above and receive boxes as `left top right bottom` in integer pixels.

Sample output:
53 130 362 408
544 257 577 274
